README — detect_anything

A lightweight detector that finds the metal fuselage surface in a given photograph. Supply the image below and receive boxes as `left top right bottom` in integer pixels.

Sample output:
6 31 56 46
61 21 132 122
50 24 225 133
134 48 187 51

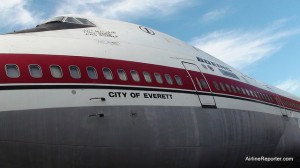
0 15 300 168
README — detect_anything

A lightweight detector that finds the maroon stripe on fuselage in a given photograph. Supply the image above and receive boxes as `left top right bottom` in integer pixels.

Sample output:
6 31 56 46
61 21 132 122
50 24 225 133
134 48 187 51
0 53 299 112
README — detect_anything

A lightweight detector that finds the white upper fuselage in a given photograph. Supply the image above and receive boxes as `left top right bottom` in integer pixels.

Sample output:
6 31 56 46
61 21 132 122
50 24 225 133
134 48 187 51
0 15 299 115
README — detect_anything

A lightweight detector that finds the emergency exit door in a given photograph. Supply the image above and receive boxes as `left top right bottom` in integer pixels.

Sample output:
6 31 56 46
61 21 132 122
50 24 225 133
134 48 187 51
182 62 216 108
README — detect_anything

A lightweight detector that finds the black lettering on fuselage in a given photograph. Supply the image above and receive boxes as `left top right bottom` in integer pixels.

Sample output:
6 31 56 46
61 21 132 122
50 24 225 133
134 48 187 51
108 92 127 98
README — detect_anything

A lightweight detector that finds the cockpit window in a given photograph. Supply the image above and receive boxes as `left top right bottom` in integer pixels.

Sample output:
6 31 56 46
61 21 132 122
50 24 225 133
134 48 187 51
64 17 81 24
44 16 64 24
76 18 96 26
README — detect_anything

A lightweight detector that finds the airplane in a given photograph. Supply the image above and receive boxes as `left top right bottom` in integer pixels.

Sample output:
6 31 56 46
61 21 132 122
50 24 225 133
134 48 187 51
0 14 299 168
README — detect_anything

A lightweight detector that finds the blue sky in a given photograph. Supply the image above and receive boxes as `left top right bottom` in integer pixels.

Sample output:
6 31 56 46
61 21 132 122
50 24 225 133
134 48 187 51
1 0 300 96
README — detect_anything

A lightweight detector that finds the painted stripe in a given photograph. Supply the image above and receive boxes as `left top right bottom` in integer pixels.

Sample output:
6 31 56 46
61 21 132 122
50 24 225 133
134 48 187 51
0 53 299 111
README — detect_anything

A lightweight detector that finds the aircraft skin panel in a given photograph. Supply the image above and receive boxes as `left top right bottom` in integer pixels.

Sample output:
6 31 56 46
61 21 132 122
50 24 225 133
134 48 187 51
0 106 299 168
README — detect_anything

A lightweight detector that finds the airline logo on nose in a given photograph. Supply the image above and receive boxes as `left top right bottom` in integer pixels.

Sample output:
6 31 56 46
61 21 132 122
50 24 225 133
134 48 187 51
139 26 155 35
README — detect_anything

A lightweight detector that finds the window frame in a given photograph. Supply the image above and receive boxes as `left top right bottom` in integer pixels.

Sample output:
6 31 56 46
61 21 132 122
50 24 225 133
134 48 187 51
117 69 127 81
213 81 220 91
143 71 152 83
130 70 140 82
50 65 63 78
86 66 98 79
236 86 242 94
231 85 237 93
69 65 81 79
225 84 232 92
241 88 246 95
220 82 226 91
154 73 163 84
174 75 183 86
28 64 43 78
5 64 20 78
102 67 114 80
200 79 208 89
196 77 203 90
164 74 173 85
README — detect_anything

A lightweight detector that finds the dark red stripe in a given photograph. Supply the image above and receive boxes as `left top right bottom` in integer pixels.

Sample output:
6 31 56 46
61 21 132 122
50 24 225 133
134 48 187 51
0 53 299 111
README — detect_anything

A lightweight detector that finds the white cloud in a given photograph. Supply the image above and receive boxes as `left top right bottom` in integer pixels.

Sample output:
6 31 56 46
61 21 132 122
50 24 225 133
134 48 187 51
55 0 192 19
0 0 40 29
275 79 300 95
191 20 300 69
201 9 228 22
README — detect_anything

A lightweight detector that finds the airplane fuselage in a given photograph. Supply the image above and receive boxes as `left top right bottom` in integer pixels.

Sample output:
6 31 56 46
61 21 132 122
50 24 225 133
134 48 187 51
0 15 299 168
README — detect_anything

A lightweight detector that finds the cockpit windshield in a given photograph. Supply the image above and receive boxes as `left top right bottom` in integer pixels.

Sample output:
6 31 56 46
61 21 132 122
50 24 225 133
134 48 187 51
10 16 96 34
43 17 96 27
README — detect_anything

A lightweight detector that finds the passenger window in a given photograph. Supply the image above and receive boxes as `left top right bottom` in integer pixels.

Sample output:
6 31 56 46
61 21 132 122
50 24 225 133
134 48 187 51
131 70 140 82
196 77 202 90
225 84 232 92
259 93 263 99
241 88 246 95
117 69 127 81
265 94 268 101
29 64 42 78
220 82 226 91
253 91 258 98
245 89 250 96
213 81 220 90
154 73 163 84
231 85 237 93
266 95 270 101
262 94 266 100
200 79 208 89
236 86 242 94
143 71 152 83
87 66 98 79
249 90 253 97
69 65 81 79
6 64 20 78
50 65 63 78
174 75 183 85
257 92 260 99
103 67 113 80
165 74 173 85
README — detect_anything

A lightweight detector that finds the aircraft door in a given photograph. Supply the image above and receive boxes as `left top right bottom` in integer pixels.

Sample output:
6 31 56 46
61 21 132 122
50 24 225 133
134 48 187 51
274 96 288 117
265 85 289 117
182 62 216 108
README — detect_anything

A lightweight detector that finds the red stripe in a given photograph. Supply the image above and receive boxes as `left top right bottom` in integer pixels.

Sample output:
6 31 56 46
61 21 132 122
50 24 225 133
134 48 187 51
0 53 299 111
